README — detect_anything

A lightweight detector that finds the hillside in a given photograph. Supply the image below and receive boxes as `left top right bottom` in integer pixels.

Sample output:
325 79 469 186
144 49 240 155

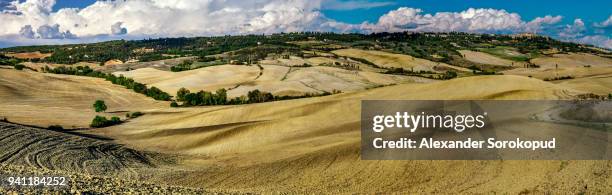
0 32 611 194
0 122 209 194
84 75 611 194
0 69 165 128
2 32 607 68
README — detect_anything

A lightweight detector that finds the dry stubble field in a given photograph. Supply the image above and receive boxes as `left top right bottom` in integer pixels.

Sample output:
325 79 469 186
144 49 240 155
0 49 611 193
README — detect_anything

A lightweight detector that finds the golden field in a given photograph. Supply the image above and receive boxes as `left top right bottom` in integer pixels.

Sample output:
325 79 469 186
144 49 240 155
1 47 611 193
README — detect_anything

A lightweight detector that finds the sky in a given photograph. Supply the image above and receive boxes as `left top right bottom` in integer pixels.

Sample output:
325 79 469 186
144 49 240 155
0 0 610 48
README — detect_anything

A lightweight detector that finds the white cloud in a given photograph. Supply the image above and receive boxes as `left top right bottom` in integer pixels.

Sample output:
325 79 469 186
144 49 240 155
594 15 612 28
36 24 77 39
0 0 344 39
558 18 586 38
111 22 127 35
19 25 35 38
524 15 563 33
0 1 571 38
359 7 566 34
572 35 612 49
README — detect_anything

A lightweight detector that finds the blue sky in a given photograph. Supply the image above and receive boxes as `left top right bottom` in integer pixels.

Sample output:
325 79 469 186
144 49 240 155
0 0 611 48
52 0 97 11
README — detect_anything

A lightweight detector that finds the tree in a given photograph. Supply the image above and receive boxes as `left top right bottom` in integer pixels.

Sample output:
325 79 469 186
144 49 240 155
201 91 213 105
14 64 25 70
247 90 262 103
183 93 199 106
90 116 109 128
48 125 64 131
93 100 107 112
110 116 121 123
215 88 228 104
147 87 171 101
247 89 273 103
443 71 457 80
608 93 612 100
90 115 122 128
177 88 190 102
132 83 147 93
129 112 144 118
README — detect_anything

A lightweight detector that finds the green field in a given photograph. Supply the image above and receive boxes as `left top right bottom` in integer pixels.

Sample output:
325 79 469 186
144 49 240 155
477 46 531 62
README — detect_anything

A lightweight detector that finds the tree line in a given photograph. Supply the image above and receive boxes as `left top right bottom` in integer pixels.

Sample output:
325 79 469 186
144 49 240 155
383 67 458 80
172 87 338 107
42 65 336 106
0 55 26 70
2 32 607 69
0 54 22 66
170 60 194 72
43 65 172 101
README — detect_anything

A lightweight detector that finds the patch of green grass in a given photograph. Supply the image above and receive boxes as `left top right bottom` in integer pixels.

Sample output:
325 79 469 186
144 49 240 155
192 60 225 69
478 46 531 62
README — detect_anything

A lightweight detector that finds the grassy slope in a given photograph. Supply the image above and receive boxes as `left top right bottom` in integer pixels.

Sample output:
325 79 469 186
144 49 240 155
477 46 531 61
332 48 471 72
88 75 612 194
115 64 421 98
459 50 525 67
0 69 165 128
502 53 612 84
113 66 261 96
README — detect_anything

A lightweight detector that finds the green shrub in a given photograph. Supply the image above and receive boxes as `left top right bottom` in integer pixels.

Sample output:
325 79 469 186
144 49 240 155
170 101 179 107
146 87 172 101
90 115 122 128
90 116 109 128
93 100 107 112
129 112 144 118
543 76 574 81
48 125 64 131
170 60 194 72
13 64 25 70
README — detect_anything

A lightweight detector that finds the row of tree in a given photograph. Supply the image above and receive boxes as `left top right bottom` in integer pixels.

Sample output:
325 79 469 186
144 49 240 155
44 66 172 101
543 76 574 81
0 55 22 66
172 88 337 107
2 32 607 67
170 60 194 72
383 67 458 80
0 55 27 70
175 88 229 106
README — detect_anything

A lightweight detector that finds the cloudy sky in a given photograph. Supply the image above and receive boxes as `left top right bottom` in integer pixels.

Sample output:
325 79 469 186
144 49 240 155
0 0 610 48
